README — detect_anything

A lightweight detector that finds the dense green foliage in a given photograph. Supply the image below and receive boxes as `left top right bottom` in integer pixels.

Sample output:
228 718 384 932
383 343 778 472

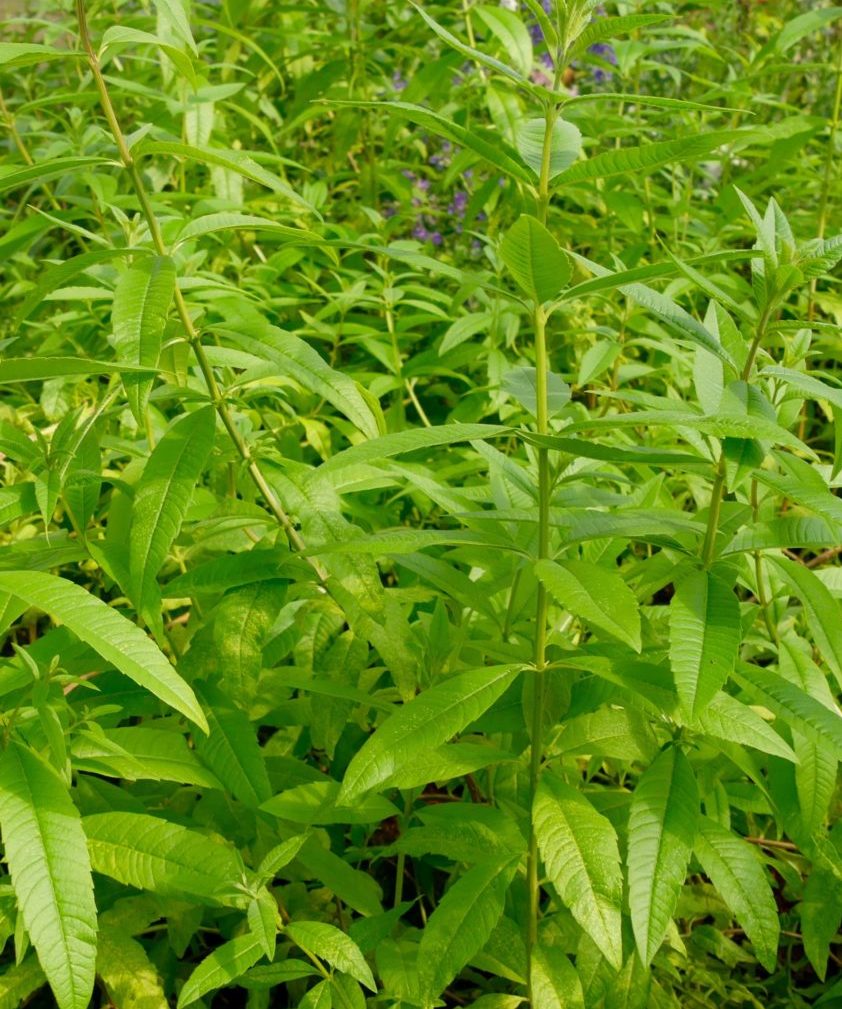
0 1 841 1006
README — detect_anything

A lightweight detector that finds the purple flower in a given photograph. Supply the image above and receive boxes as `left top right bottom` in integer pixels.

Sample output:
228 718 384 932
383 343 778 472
392 70 407 91
589 41 617 65
430 231 443 246
412 223 429 240
401 168 416 180
448 190 468 215
588 40 617 82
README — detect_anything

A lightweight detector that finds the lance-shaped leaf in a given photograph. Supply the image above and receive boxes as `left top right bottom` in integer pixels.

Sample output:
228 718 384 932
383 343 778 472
111 256 176 424
338 664 521 802
572 14 670 54
694 817 780 971
285 921 375 990
410 1 530 88
559 129 756 184
0 571 207 731
733 662 842 759
0 741 97 1009
694 693 796 762
83 812 243 903
530 946 584 1009
329 100 533 185
628 747 698 965
417 855 519 1000
129 407 215 635
97 905 169 1009
670 569 741 718
535 558 641 652
768 555 842 690
534 774 624 969
500 215 571 303
567 251 736 368
178 932 266 1008
194 684 272 808
474 4 533 76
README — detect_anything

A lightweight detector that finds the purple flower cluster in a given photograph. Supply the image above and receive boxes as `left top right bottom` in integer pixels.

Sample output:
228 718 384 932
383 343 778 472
588 40 617 84
384 147 493 257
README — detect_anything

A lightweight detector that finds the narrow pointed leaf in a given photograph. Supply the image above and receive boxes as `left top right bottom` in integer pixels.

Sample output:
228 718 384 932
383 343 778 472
83 812 244 903
129 407 215 633
111 256 175 423
417 856 519 1000
534 774 624 969
0 571 207 732
338 665 521 801
694 817 780 971
670 569 741 717
285 921 375 990
0 741 97 1009
733 663 842 759
177 932 265 1008
768 556 842 689
628 747 698 965
536 558 641 651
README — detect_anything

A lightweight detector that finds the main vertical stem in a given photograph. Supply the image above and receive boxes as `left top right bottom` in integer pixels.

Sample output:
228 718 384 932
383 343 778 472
525 94 560 996
75 0 313 564
808 30 842 321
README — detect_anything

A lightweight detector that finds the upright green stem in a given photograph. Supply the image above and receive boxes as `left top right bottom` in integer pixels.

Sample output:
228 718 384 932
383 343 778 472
525 86 562 998
808 31 842 321
701 307 771 569
75 0 313 565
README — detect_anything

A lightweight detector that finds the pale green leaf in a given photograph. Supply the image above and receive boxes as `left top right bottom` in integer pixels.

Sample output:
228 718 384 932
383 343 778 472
530 946 584 1009
535 558 641 652
0 43 83 70
177 932 265 1008
0 158 107 196
194 685 272 808
137 141 313 210
693 693 796 762
474 5 533 76
338 665 521 802
768 556 842 690
328 100 534 184
111 256 175 423
83 812 244 903
516 118 582 181
572 14 671 54
0 571 207 732
669 569 741 718
534 774 624 969
559 130 757 184
0 741 97 1009
129 407 215 634
694 817 780 971
285 921 375 990
628 747 698 965
417 856 519 1000
500 215 571 303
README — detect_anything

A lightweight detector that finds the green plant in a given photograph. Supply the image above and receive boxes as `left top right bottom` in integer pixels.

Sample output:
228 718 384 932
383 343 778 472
0 2 841 1008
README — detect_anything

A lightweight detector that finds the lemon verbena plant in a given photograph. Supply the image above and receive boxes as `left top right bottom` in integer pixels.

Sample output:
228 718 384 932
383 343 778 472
0 2 841 1008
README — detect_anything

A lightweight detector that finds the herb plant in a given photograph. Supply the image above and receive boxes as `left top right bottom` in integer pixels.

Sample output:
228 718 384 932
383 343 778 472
0 2 841 1008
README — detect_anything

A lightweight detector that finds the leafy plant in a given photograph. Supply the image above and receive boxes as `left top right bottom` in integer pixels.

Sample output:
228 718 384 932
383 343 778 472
0 1 841 1008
